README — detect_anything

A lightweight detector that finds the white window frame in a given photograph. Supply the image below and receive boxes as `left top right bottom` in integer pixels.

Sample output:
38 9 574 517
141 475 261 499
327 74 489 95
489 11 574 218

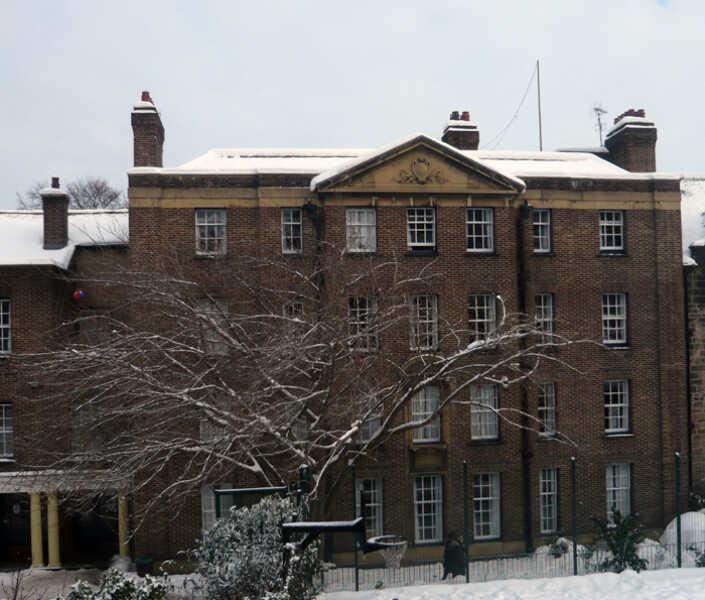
539 468 558 534
473 472 501 540
0 299 10 354
196 298 229 355
356 478 384 539
346 208 377 253
0 404 13 458
604 380 629 434
348 296 378 351
410 295 438 351
407 208 436 252
468 294 496 342
599 210 624 252
606 463 631 519
201 483 233 531
413 474 443 543
195 209 227 256
412 386 441 443
533 209 551 254
466 208 494 253
359 395 382 444
535 293 554 339
282 208 303 254
601 293 627 345
471 384 498 441
538 383 556 438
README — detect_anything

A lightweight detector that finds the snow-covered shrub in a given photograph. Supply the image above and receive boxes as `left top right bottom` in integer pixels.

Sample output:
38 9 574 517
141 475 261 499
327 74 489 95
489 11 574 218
590 509 648 573
636 538 677 570
191 495 321 600
58 568 167 600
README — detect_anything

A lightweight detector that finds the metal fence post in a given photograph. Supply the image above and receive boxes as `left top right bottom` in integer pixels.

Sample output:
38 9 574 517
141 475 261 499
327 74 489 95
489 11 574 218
351 465 359 591
463 462 470 583
571 457 577 576
676 452 682 568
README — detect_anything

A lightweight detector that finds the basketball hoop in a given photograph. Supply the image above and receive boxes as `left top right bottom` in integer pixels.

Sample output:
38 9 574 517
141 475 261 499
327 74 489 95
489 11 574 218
367 535 407 569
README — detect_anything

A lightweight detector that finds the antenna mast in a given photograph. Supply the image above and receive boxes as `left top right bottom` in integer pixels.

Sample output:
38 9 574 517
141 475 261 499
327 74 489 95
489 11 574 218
537 60 543 151
592 102 608 146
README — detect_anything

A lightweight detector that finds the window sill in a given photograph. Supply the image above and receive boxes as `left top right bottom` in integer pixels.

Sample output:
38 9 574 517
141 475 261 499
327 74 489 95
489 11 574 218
467 438 500 446
406 249 437 257
465 251 496 256
537 434 557 441
599 251 626 257
413 540 444 548
346 249 377 256
194 253 227 260
282 252 305 258
410 442 445 449
602 344 630 350
532 252 554 257
605 433 634 439
0 457 16 463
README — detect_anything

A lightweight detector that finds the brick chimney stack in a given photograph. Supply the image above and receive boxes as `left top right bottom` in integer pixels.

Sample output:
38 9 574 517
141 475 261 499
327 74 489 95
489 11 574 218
441 110 480 150
131 91 165 167
41 177 70 249
604 109 657 172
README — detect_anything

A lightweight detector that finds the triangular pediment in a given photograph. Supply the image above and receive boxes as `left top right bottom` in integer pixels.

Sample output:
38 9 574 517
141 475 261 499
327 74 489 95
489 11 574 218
311 134 525 195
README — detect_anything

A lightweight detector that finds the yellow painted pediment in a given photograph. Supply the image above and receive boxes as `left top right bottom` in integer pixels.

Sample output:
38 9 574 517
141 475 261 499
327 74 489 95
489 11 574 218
312 134 524 196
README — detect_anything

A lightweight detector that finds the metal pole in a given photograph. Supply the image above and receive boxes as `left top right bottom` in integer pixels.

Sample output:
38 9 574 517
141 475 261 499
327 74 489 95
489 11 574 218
537 60 543 152
571 457 578 576
351 465 359 592
463 461 470 584
215 488 221 520
676 452 682 568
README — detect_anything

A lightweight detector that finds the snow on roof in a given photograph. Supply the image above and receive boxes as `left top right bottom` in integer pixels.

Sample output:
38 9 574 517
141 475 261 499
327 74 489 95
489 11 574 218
134 138 671 187
681 177 705 263
605 115 655 138
0 209 128 269
172 148 366 175
470 150 635 179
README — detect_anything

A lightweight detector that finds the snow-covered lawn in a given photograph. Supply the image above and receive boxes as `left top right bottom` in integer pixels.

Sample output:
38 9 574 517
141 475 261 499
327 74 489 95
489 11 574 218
320 568 705 600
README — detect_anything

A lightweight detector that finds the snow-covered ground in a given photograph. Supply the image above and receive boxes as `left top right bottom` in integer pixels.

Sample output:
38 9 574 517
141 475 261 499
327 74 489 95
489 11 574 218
320 568 705 600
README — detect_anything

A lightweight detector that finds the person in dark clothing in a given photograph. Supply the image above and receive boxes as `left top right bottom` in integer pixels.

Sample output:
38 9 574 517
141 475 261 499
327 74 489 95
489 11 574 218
441 531 465 580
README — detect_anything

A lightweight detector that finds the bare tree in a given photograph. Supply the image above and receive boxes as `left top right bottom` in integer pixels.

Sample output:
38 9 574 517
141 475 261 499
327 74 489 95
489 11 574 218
16 177 126 209
19 244 588 526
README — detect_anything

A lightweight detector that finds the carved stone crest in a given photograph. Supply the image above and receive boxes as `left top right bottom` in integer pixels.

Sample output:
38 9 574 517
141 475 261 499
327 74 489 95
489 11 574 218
394 156 446 185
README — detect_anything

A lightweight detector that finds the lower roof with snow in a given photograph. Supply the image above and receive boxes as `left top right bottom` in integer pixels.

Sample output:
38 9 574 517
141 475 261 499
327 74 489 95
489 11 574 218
0 210 128 269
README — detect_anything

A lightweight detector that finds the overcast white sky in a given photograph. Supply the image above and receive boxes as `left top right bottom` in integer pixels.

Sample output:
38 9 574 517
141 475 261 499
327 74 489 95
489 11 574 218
1 0 703 209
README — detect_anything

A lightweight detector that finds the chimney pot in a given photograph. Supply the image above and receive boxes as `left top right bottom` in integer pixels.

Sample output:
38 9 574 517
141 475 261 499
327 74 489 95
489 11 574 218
41 177 70 249
450 111 460 120
461 111 470 121
132 91 165 167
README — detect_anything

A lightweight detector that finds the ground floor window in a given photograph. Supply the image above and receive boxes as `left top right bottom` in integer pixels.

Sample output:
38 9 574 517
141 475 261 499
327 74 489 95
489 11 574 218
473 472 500 540
356 478 384 539
413 475 442 543
606 463 631 519
539 468 558 534
0 404 12 458
201 483 233 530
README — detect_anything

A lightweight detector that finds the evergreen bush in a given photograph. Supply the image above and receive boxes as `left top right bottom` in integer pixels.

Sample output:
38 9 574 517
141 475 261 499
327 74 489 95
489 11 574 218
191 495 321 600
590 508 648 573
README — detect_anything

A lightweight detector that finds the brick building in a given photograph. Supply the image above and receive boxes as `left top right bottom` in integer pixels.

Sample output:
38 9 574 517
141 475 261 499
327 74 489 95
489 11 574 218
0 95 689 564
0 180 128 564
126 97 687 560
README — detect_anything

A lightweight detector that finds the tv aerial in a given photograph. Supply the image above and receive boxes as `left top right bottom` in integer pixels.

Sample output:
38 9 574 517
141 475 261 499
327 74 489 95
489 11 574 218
591 102 608 146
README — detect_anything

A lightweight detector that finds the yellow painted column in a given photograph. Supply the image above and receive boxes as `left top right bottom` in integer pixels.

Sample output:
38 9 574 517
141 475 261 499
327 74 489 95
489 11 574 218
29 492 44 567
47 492 61 568
118 492 130 558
